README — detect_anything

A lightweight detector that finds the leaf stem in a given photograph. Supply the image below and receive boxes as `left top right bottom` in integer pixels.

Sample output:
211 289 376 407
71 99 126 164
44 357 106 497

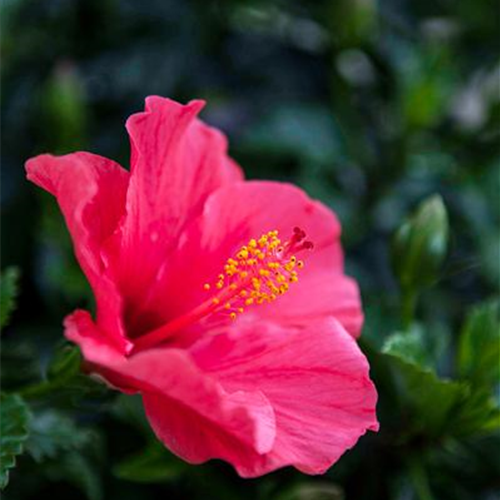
18 371 80 399
18 379 63 399
402 288 417 330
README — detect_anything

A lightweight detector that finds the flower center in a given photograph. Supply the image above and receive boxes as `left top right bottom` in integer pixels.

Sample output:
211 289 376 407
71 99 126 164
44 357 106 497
132 227 313 353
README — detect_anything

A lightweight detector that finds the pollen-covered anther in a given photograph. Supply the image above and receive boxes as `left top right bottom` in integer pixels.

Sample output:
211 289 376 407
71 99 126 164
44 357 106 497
202 227 313 320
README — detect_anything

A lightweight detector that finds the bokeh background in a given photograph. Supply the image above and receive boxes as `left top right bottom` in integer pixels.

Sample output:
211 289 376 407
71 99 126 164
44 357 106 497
1 1 499 499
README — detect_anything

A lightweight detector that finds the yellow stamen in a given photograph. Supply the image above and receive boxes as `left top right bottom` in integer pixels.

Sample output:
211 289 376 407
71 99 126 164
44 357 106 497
201 229 309 321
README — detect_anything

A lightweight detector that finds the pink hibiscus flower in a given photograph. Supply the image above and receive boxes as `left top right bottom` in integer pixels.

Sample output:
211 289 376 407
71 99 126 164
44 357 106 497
26 97 378 477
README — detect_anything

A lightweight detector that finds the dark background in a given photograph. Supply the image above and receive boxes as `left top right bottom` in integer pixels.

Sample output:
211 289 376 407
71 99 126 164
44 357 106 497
1 1 499 499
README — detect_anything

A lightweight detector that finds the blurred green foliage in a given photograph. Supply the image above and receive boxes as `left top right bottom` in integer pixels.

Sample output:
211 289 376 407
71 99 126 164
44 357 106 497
1 0 499 499
0 267 20 328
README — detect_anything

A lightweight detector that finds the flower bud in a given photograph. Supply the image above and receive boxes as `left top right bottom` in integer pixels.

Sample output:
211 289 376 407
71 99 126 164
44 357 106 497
391 195 449 290
43 62 87 152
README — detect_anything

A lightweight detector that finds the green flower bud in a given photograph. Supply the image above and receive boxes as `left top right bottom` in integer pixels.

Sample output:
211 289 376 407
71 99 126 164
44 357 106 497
42 62 87 152
391 195 449 291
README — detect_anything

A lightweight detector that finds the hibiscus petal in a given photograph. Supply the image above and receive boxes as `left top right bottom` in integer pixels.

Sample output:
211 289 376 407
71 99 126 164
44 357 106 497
117 97 243 313
26 153 131 352
64 310 276 461
189 317 379 477
144 181 363 339
25 152 128 274
257 270 363 337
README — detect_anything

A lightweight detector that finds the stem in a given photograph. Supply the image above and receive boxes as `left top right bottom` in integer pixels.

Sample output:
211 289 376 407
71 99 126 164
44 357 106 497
19 380 63 399
18 370 80 399
401 287 417 330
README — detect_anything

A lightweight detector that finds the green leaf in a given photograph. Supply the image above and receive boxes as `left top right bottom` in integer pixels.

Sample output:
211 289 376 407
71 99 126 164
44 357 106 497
383 352 465 439
457 300 500 389
0 267 20 329
47 452 102 500
0 393 30 489
382 326 431 368
448 387 500 437
327 0 377 46
241 103 345 165
25 409 103 500
74 454 103 500
113 441 190 483
0 339 42 388
383 335 499 440
47 344 82 382
405 456 434 500
391 195 449 291
25 410 94 462
111 394 151 435
276 482 344 500
396 43 455 129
